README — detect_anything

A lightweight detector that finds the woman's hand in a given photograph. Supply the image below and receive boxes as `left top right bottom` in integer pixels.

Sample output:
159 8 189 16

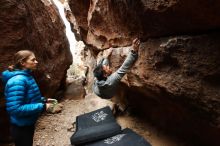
47 98 58 104
46 103 53 111
45 102 63 114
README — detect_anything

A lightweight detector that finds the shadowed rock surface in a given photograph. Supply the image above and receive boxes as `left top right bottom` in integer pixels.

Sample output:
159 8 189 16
107 34 220 145
68 0 220 145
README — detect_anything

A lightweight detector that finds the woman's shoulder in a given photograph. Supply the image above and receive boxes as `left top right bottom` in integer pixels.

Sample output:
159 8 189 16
7 74 28 86
2 69 31 84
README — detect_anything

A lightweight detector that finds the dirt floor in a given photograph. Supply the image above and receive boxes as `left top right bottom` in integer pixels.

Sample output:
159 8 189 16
2 93 191 146
33 93 191 146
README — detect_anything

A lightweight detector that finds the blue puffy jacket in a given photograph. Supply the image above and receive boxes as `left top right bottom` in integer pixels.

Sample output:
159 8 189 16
1 69 45 126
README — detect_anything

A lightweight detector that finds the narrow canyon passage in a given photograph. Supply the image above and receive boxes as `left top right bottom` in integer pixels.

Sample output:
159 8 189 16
0 0 220 146
33 1 189 145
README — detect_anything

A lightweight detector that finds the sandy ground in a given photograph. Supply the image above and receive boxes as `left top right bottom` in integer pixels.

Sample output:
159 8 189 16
34 94 114 146
1 94 190 146
33 94 191 146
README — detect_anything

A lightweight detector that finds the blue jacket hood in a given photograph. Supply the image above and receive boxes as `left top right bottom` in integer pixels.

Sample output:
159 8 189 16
1 69 31 84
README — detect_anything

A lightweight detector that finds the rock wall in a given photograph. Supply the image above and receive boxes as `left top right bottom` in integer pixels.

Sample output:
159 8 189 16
68 0 220 145
0 0 72 141
69 0 220 49
108 34 220 145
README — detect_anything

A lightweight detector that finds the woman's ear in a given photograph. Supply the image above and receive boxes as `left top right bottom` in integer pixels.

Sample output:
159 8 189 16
20 61 25 67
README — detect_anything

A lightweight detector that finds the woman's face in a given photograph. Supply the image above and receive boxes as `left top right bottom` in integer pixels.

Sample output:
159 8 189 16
21 54 38 70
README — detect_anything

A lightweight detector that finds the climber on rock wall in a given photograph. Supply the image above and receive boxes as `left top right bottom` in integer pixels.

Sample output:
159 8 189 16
93 38 140 113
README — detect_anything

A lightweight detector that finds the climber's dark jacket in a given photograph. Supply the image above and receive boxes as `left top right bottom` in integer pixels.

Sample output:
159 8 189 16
93 50 138 99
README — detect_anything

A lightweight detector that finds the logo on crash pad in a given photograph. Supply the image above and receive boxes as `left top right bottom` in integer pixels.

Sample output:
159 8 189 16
104 134 126 144
92 111 108 122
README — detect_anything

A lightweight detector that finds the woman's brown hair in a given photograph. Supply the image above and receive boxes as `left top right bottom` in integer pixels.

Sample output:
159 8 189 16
8 50 34 71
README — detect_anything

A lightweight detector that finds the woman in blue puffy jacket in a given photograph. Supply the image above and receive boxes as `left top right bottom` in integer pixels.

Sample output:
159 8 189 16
2 50 51 146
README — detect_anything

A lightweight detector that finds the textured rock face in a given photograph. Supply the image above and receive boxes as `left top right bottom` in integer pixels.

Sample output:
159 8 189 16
105 34 220 145
65 77 86 100
69 0 220 49
68 0 220 145
0 0 72 141
122 34 220 116
92 34 220 146
98 35 219 145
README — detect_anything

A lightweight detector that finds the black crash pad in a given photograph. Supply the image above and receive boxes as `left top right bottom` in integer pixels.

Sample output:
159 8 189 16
83 128 152 146
70 106 121 145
